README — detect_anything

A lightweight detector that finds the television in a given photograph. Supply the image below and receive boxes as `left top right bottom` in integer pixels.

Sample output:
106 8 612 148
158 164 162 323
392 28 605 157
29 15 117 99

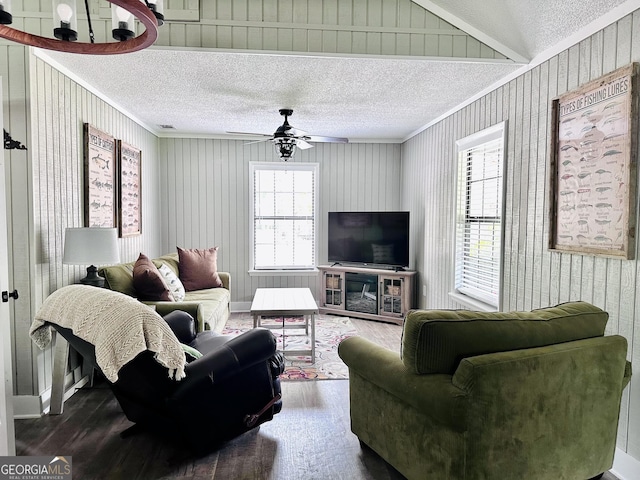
328 211 410 269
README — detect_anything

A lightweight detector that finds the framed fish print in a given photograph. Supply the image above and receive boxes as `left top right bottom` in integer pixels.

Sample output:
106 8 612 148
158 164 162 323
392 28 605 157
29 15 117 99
84 124 116 228
118 141 142 237
549 63 638 259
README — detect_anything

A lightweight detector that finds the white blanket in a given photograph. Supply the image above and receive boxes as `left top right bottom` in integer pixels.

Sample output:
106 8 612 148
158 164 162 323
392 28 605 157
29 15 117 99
30 285 186 382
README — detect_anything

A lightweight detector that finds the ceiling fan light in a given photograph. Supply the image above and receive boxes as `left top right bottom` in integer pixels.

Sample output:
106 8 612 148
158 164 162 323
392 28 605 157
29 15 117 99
0 0 12 25
145 0 164 26
274 139 297 161
52 0 78 41
112 4 136 41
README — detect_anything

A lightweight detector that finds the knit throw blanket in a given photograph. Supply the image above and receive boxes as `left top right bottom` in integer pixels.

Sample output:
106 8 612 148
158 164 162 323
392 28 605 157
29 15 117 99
30 285 186 383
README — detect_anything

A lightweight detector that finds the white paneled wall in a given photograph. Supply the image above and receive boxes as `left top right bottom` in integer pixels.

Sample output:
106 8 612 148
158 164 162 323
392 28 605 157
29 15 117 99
402 9 640 462
22 54 162 397
158 138 402 305
8 0 508 60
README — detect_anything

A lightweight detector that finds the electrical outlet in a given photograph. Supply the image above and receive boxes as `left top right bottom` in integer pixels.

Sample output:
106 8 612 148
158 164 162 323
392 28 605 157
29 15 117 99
422 285 427 297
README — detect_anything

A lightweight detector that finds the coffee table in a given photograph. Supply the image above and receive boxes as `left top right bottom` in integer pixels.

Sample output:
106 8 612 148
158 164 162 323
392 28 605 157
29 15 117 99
250 287 319 360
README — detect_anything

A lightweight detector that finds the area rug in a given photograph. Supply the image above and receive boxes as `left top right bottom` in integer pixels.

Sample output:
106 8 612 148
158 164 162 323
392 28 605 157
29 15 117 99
222 314 356 380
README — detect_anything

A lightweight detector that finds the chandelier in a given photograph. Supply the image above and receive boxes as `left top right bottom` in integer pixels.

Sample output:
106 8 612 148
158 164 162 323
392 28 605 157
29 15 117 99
273 138 298 161
0 0 164 55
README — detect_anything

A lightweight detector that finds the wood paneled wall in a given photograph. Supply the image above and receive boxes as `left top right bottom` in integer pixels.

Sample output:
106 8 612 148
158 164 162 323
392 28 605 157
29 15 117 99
402 9 640 461
0 46 33 399
8 0 508 60
14 54 163 397
158 0 507 59
158 138 402 305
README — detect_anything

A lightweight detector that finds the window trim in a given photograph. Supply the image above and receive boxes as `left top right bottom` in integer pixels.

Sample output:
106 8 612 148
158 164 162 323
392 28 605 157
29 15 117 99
249 161 319 273
450 121 507 312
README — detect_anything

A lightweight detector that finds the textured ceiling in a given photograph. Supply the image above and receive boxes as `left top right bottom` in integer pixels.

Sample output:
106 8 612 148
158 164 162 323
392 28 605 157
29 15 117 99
421 0 631 60
40 0 634 142
43 50 520 141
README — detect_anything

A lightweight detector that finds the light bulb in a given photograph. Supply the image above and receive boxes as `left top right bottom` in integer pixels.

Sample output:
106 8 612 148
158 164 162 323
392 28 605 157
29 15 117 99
56 3 73 23
115 6 130 22
112 4 135 41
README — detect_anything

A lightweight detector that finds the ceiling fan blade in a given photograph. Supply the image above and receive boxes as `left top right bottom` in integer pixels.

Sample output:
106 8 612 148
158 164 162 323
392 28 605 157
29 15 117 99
296 139 314 150
306 135 349 144
244 139 271 145
226 131 273 138
286 127 309 137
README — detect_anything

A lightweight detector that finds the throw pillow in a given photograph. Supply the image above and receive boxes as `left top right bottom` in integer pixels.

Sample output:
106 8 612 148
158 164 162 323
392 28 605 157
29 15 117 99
177 246 223 291
158 263 186 302
132 253 174 302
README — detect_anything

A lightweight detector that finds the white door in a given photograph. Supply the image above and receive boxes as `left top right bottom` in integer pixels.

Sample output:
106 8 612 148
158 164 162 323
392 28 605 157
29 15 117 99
0 92 16 455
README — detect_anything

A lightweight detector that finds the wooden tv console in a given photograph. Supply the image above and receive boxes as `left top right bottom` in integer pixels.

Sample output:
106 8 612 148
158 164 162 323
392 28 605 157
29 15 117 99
318 265 416 325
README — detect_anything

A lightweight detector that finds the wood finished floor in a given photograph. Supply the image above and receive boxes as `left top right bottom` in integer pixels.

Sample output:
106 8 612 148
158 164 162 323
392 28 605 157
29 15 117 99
15 316 621 480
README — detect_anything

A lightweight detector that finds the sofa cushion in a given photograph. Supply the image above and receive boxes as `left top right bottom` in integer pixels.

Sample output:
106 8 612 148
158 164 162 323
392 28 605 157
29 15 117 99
153 253 180 276
133 254 174 302
178 247 223 291
402 301 608 375
100 263 136 297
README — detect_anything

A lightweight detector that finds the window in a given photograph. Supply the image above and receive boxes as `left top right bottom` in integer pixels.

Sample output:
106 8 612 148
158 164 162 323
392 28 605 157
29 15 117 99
250 162 318 270
453 122 506 310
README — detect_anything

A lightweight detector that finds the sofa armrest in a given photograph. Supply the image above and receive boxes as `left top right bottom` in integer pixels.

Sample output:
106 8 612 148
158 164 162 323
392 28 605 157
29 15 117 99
218 272 230 291
338 336 467 431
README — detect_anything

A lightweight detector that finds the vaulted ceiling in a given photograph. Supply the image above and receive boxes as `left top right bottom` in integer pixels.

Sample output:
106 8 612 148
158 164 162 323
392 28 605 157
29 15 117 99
24 0 637 141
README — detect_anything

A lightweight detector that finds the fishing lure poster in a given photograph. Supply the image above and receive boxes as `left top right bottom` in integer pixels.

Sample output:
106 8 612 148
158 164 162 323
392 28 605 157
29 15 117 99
551 63 638 259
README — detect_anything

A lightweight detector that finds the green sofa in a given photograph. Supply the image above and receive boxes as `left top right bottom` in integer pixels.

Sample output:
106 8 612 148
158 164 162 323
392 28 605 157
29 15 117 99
338 301 632 480
98 253 230 332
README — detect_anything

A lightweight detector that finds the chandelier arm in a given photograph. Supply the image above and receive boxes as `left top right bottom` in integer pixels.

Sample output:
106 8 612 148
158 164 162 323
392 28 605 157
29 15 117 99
84 0 95 44
0 0 158 55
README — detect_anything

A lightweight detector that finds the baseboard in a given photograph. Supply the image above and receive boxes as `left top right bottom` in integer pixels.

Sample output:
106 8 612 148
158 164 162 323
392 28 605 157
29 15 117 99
12 375 90 419
12 395 43 419
612 447 640 480
230 301 251 312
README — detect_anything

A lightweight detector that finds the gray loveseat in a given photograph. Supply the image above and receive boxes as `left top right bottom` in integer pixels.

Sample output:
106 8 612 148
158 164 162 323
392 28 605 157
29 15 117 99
99 253 230 332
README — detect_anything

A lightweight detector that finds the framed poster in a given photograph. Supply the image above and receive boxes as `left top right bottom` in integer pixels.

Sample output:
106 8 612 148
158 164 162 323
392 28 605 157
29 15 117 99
549 63 639 259
84 124 116 228
118 141 142 237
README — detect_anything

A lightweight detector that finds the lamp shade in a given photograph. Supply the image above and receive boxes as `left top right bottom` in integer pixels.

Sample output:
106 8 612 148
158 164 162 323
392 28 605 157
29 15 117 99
63 227 120 265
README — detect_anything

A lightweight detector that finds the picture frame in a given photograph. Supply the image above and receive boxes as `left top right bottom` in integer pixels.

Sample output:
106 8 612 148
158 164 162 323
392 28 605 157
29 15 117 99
118 140 142 237
84 124 117 228
549 63 639 259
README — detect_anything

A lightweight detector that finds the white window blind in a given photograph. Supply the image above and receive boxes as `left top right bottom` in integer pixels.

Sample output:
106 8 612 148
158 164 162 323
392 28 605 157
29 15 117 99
454 124 505 308
250 162 318 270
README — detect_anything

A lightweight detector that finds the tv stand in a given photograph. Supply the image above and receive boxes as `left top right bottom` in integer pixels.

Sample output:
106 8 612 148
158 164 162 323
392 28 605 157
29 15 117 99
318 265 416 325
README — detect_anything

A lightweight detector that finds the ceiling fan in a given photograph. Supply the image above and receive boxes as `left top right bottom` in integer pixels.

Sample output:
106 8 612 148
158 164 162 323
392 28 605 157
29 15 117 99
228 109 349 160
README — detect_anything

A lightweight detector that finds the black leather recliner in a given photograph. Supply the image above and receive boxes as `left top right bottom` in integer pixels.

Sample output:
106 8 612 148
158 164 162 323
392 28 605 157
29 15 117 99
52 310 285 454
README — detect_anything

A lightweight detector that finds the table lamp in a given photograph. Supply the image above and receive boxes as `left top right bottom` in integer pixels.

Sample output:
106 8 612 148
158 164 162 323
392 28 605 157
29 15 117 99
63 227 120 287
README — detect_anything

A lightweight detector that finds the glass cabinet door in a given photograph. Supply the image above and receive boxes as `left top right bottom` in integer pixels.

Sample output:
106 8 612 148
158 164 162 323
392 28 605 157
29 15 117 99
380 277 403 315
324 272 344 307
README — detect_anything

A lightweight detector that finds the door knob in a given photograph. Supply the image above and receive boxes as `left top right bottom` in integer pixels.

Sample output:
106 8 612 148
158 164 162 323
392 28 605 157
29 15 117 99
1 290 18 302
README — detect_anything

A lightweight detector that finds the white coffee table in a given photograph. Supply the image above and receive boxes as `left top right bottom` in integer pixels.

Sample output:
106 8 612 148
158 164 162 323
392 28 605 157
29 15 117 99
250 287 319 360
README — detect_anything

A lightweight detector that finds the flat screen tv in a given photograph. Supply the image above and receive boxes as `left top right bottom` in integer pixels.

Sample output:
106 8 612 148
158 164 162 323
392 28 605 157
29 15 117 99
328 211 410 269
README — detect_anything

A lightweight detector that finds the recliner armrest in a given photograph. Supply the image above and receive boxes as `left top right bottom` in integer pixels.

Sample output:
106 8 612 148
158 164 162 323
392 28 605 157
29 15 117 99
162 310 197 344
171 328 279 402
